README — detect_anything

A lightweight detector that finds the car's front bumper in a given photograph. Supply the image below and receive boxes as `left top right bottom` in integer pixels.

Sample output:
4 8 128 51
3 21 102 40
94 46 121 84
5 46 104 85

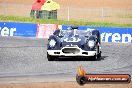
47 47 97 57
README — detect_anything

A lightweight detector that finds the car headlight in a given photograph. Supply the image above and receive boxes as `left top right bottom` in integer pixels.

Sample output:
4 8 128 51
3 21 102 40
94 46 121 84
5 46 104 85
49 39 56 47
88 40 95 48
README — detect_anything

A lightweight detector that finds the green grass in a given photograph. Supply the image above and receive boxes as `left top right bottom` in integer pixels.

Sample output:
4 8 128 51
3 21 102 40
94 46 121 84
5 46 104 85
0 15 132 27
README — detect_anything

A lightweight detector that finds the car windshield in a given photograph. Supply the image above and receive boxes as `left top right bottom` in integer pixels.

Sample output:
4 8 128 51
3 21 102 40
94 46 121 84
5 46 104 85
59 30 92 37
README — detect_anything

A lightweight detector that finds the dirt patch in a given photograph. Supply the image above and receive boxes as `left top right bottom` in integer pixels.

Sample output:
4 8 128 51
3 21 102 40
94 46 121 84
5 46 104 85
0 0 132 8
55 0 132 8
0 82 132 88
0 0 132 24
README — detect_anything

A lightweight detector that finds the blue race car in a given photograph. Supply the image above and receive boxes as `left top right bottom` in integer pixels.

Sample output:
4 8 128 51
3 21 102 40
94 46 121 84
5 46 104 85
47 27 101 61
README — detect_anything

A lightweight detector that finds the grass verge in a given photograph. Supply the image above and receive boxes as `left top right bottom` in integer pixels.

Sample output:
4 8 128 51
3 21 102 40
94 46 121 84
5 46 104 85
0 15 132 27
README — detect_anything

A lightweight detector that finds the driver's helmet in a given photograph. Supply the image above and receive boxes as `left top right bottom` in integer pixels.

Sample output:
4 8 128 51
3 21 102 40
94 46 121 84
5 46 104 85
66 27 73 36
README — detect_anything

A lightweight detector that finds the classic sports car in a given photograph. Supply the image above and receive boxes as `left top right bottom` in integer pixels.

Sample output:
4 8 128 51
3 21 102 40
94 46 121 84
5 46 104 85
47 27 101 61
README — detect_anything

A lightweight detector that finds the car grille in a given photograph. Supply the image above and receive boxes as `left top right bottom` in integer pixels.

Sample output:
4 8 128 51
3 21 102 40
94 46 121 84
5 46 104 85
62 48 80 54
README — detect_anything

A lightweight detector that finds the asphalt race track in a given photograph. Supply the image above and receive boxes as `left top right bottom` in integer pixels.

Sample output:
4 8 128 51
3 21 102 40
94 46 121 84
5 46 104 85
0 37 132 83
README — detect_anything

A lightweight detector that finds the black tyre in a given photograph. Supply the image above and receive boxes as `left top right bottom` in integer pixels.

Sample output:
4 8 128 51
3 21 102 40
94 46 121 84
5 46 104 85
93 46 101 61
93 54 98 61
76 76 86 85
47 53 56 61
97 51 101 58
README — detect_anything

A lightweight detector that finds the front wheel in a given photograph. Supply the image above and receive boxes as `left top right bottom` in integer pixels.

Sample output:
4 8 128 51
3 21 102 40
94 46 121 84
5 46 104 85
93 46 101 61
93 54 98 61
47 53 57 61
98 51 101 58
